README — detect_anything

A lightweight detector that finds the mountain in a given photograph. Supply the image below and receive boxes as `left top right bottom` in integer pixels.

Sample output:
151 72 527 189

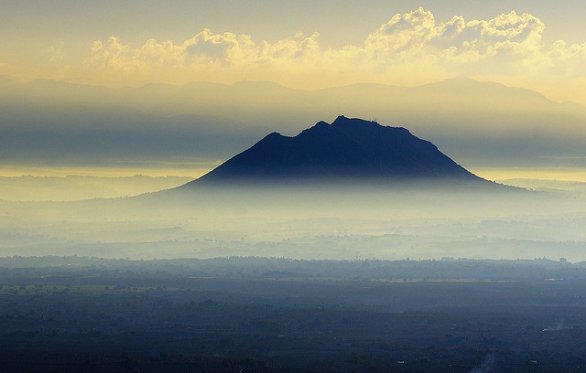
184 116 490 188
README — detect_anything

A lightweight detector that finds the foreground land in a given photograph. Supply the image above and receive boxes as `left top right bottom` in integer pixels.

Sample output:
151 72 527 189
1 257 586 372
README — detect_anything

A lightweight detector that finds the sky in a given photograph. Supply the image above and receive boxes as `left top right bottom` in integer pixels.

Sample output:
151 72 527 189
1 1 586 101
1 1 586 188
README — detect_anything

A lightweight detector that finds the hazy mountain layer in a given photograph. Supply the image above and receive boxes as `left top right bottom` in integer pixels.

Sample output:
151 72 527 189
1 78 586 169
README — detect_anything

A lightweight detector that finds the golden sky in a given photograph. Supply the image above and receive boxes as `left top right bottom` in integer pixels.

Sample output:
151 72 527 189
1 1 586 185
1 2 586 105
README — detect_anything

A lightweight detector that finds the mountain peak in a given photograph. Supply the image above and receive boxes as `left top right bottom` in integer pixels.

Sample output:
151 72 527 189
332 115 375 127
186 116 491 187
332 115 350 124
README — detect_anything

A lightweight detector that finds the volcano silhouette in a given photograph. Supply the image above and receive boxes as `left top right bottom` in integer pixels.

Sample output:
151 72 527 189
185 116 490 187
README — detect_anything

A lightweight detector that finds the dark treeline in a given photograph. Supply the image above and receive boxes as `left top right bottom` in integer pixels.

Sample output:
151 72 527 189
0 256 578 282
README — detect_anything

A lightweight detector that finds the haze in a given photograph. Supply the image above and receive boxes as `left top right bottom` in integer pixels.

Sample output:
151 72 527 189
4 3 586 371
2 3 586 185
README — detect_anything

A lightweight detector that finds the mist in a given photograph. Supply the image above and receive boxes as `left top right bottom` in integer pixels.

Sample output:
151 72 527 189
5 2 586 370
2 78 586 170
0 175 192 201
1 183 584 262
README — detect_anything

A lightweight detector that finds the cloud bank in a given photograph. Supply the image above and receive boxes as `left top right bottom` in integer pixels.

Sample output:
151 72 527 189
83 7 586 90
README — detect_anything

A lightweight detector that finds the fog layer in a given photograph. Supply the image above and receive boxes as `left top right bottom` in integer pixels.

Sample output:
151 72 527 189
1 185 585 261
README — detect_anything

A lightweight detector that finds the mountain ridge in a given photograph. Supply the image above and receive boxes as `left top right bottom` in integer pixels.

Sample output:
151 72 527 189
184 116 490 188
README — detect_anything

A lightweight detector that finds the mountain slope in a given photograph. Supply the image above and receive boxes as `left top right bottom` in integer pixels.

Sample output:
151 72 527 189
185 116 486 187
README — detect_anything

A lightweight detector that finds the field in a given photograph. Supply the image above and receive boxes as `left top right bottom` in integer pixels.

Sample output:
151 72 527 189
0 257 585 372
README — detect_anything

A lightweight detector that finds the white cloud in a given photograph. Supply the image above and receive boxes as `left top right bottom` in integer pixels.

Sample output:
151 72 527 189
366 7 438 55
549 40 586 76
83 8 586 87
89 36 148 73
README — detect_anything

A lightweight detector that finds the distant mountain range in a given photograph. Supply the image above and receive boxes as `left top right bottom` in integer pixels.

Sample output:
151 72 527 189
2 77 585 169
184 116 492 188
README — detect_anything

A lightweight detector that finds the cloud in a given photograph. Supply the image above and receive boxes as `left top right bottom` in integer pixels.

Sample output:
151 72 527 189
87 30 321 73
82 8 585 87
366 7 439 56
549 40 586 76
89 36 149 73
363 8 548 71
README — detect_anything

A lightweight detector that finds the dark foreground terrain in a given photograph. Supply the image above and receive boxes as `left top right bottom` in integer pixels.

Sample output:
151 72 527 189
1 257 586 372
